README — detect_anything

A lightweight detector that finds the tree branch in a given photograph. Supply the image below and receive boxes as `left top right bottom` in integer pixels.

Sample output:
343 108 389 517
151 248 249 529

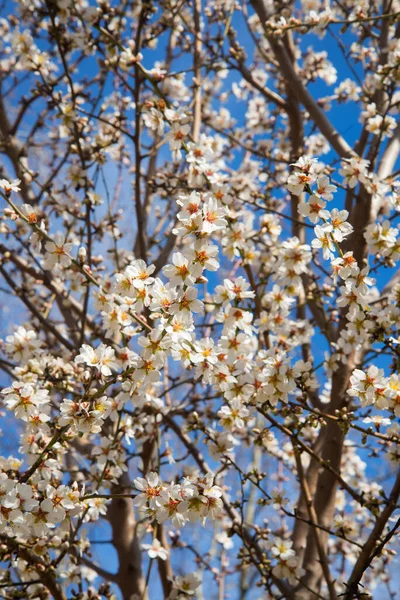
250 0 355 159
343 468 400 599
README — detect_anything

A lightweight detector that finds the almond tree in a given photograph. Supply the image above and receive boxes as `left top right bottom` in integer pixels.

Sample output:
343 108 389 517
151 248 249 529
0 1 400 599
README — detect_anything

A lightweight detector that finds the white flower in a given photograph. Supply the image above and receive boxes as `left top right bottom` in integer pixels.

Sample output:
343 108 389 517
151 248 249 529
119 47 143 70
339 157 369 188
30 220 47 252
363 416 391 428
15 483 39 511
167 122 190 160
143 107 165 135
270 537 295 560
133 472 162 509
41 484 79 524
155 485 187 527
321 208 353 242
337 280 362 309
43 233 73 269
138 327 171 360
2 382 49 421
290 156 318 172
280 237 312 275
331 252 359 280
348 365 390 407
270 489 289 510
0 178 21 194
215 530 234 550
142 538 168 560
164 312 194 342
21 204 37 223
5 326 42 362
187 240 219 271
177 191 202 222
287 171 314 195
163 253 202 287
171 573 201 595
298 195 326 224
0 473 18 509
366 113 396 139
315 175 337 200
311 224 336 259
387 374 400 417
218 399 249 430
75 343 118 377
201 197 227 234
364 220 398 256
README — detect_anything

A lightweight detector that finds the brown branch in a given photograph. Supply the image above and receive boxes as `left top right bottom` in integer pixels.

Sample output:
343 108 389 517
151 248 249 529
0 244 91 345
0 263 75 351
164 414 295 599
132 7 148 261
153 225 177 275
291 439 324 566
235 61 288 110
79 556 118 583
107 474 146 600
20 427 69 483
192 0 202 143
250 0 355 159
371 123 400 220
294 448 337 600
4 537 67 600
0 92 37 206
260 409 367 509
343 468 400 599
156 525 173 598
301 273 335 344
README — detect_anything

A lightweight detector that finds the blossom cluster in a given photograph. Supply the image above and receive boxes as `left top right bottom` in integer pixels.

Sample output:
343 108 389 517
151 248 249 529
134 472 223 527
348 367 400 416
0 0 400 597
